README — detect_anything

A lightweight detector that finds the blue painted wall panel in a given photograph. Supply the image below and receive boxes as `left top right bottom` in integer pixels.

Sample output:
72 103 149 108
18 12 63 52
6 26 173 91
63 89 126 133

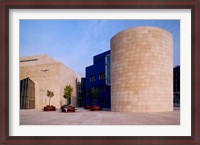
85 50 111 109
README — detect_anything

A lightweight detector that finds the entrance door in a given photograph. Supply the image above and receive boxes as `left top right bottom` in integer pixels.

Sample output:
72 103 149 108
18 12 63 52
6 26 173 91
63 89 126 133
20 78 35 109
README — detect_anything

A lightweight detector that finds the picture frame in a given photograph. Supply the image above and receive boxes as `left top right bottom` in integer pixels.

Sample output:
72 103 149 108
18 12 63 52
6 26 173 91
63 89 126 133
1 0 199 144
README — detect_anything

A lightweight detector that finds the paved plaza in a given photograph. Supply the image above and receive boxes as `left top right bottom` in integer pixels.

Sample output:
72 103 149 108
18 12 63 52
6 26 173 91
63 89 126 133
20 107 180 125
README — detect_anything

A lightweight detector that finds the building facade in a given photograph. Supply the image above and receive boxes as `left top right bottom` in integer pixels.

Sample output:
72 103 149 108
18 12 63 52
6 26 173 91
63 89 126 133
76 78 86 107
20 54 80 109
173 66 180 105
111 26 173 112
85 50 111 109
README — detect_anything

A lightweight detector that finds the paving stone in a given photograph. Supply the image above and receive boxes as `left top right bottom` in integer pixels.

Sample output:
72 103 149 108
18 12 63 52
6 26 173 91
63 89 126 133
20 107 180 125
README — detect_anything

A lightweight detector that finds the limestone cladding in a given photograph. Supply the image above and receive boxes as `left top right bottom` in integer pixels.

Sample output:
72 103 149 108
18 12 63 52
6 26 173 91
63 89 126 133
20 54 80 109
111 26 173 112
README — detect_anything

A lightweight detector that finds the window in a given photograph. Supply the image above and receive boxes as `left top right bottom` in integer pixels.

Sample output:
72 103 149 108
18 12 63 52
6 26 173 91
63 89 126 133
99 86 105 93
90 75 96 82
20 59 38 62
99 73 105 80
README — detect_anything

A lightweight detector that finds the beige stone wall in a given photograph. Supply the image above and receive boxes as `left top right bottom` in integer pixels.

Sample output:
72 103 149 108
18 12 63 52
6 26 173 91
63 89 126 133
20 63 60 108
59 63 80 107
111 26 173 112
20 54 80 109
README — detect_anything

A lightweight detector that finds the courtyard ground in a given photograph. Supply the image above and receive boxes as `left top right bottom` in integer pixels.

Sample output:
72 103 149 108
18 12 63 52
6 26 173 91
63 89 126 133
20 107 180 125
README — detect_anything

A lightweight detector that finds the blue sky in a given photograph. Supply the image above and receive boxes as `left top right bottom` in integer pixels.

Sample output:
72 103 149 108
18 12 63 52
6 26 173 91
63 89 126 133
20 20 180 77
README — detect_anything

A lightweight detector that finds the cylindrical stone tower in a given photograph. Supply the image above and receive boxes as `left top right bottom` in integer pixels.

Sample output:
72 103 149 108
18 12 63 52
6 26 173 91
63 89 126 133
111 26 173 112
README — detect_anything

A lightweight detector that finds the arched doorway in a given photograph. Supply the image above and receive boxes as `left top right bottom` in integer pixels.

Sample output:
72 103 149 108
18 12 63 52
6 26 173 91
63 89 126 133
20 78 35 109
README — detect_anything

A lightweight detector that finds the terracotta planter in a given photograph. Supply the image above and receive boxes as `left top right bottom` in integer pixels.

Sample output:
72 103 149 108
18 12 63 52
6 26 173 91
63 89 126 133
90 105 102 111
61 105 75 112
44 105 56 111
67 106 75 112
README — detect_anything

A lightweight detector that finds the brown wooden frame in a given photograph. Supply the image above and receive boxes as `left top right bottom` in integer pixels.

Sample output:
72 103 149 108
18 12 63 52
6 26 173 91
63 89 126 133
1 0 199 144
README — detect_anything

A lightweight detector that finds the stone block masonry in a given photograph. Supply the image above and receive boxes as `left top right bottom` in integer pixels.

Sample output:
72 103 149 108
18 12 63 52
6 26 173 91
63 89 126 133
111 26 173 112
20 54 80 109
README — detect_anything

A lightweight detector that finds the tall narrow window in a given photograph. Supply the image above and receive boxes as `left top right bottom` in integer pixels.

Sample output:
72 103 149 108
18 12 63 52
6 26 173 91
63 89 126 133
89 75 96 82
99 73 105 80
105 54 110 85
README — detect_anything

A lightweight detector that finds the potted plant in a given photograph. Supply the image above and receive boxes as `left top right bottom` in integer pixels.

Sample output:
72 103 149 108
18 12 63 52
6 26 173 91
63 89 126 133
44 90 56 111
61 85 75 112
90 87 101 111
